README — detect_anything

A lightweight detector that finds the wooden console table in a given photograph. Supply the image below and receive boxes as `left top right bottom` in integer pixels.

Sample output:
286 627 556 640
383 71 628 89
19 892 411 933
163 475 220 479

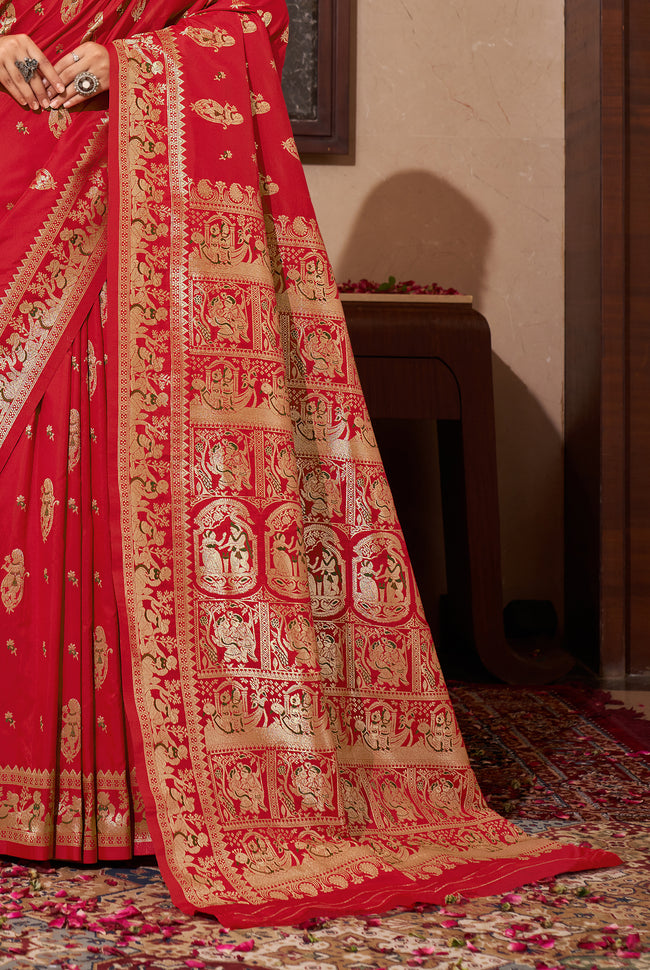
342 294 573 685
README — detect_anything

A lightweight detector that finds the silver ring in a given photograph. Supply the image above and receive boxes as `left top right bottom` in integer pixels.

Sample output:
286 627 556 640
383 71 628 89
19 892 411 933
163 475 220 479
74 71 99 97
15 57 39 83
72 52 80 63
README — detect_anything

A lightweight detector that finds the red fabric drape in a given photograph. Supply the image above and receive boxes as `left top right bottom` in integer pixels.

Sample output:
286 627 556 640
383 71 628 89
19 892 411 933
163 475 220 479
0 0 621 926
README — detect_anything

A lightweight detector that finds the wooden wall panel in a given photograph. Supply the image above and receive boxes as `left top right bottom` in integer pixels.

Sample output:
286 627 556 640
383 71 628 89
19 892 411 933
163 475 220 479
625 0 650 681
564 0 603 669
599 0 628 681
566 0 650 685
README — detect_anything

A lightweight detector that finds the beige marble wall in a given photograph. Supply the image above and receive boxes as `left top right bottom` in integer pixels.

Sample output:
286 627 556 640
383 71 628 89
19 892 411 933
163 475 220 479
304 0 565 616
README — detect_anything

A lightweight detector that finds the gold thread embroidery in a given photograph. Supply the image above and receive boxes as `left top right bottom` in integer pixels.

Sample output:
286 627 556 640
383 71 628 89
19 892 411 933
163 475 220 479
1 548 27 613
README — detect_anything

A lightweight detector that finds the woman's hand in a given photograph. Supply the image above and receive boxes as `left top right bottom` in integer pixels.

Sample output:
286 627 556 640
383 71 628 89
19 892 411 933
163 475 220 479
0 34 65 110
48 42 110 110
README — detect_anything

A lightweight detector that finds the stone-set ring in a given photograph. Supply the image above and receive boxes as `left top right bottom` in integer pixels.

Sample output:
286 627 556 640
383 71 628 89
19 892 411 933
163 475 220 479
72 52 80 63
74 71 99 97
15 57 39 83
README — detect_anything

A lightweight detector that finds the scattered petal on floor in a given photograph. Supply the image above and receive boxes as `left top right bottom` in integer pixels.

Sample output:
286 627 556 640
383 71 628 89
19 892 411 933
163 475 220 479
1 685 649 969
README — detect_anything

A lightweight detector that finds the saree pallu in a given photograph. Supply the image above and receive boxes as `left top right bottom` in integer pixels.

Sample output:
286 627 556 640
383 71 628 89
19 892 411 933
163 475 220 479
0 0 620 926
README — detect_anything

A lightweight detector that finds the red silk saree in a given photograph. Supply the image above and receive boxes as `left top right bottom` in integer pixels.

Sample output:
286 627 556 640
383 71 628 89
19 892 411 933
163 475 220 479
0 0 620 927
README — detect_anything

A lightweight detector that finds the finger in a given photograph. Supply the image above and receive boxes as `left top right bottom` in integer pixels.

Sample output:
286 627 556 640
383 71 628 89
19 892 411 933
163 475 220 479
29 74 52 108
11 67 40 110
33 53 66 94
51 76 90 110
59 93 85 110
9 49 64 108
51 50 83 78
0 70 30 108
49 82 77 109
53 74 106 109
13 49 64 100
0 62 27 105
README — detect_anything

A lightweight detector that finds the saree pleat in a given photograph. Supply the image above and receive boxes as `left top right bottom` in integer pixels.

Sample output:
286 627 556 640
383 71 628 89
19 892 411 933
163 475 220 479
0 294 151 860
0 0 620 926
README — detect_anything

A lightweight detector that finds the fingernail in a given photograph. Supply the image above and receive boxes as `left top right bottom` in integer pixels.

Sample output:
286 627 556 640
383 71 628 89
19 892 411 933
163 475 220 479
32 101 39 110
57 84 65 93
41 99 50 108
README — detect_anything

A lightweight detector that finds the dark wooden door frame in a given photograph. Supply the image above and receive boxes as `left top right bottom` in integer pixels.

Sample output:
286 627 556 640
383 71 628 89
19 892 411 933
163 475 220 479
599 0 627 682
565 0 650 685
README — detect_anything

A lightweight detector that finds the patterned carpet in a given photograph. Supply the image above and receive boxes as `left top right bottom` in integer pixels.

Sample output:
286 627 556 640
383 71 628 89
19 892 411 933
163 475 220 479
1 685 649 970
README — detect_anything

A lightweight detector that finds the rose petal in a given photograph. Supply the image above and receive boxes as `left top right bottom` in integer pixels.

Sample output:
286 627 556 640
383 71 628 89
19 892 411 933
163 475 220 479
234 940 255 952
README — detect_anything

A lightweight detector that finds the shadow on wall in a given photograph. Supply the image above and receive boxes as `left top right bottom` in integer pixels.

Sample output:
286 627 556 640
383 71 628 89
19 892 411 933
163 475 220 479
339 170 564 635
490 355 563 619
337 170 490 297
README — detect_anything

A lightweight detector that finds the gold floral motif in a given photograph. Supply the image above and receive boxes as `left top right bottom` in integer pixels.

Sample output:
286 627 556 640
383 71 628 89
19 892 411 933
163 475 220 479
40 477 59 540
60 699 82 763
282 138 299 159
30 168 57 191
81 11 103 41
190 99 244 128
183 25 235 48
60 0 83 23
93 626 112 689
259 172 279 196
48 107 71 139
250 92 270 115
68 408 81 470
1 549 28 613
86 340 100 397
0 1 16 34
